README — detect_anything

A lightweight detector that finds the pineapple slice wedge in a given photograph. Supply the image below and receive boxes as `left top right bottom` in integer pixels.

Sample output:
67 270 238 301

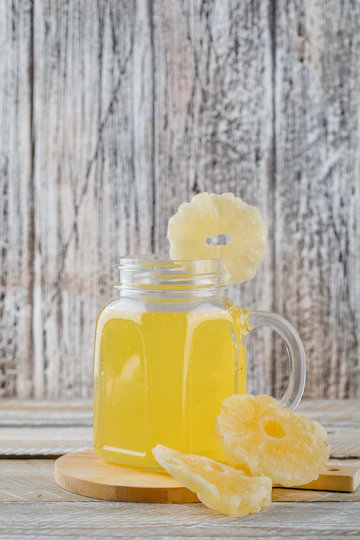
167 192 267 285
152 444 272 518
215 394 329 487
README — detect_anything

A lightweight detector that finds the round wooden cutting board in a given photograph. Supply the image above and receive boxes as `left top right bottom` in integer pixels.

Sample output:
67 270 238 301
54 449 199 503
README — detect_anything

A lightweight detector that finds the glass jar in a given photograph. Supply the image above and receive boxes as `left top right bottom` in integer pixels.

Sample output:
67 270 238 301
93 256 305 469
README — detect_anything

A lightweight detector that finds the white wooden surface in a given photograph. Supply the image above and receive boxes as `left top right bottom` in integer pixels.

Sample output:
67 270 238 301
0 399 359 538
1 501 360 539
273 0 360 400
0 0 34 398
3 458 360 505
0 400 359 459
0 0 359 399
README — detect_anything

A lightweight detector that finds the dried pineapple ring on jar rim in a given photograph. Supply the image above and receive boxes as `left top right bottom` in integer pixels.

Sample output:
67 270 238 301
167 193 267 285
215 394 330 487
152 444 272 518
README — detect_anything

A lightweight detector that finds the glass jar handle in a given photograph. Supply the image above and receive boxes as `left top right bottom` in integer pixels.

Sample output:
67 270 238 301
247 311 306 410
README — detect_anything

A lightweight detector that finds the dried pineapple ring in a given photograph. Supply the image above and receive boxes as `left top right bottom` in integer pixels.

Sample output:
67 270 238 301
215 394 329 487
152 444 272 518
167 193 267 285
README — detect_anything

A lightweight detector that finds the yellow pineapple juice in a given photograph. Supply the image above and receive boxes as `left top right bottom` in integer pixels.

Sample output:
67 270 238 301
94 300 248 469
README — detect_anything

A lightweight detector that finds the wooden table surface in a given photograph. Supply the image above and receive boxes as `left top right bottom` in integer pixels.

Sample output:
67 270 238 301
0 399 359 539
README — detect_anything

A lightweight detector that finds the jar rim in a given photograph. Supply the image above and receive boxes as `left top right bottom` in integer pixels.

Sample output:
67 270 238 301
115 255 227 297
118 254 224 265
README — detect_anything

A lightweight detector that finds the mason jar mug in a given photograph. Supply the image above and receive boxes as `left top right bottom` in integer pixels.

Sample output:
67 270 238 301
93 257 305 469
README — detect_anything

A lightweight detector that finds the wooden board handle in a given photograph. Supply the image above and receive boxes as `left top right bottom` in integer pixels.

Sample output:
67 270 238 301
276 465 360 493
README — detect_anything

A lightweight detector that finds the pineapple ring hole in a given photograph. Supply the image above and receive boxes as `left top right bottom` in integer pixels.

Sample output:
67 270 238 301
206 234 231 246
262 418 287 439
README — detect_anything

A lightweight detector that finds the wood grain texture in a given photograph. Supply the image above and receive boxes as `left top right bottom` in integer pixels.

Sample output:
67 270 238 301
0 426 91 457
273 0 360 399
3 424 359 459
279 464 360 493
1 398 358 424
0 1 359 399
297 398 360 424
1 399 360 540
0 459 91 502
152 0 274 396
29 0 154 399
0 399 359 459
3 458 360 505
54 450 199 503
54 451 360 501
0 399 92 426
0 1 34 398
0 501 360 538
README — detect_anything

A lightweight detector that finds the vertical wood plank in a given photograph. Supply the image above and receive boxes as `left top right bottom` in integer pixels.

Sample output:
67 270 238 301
1 1 359 399
0 1 33 397
152 0 275 394
31 0 153 397
274 0 360 398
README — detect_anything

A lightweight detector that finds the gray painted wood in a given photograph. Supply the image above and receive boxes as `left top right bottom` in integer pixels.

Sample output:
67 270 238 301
0 501 359 538
0 399 359 458
30 1 154 399
0 0 359 398
2 458 360 504
273 0 360 399
152 0 274 397
0 399 92 426
0 400 359 535
1 398 358 425
0 1 34 398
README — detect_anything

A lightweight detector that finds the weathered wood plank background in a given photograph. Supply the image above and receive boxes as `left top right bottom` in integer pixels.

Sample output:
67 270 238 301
0 0 359 399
